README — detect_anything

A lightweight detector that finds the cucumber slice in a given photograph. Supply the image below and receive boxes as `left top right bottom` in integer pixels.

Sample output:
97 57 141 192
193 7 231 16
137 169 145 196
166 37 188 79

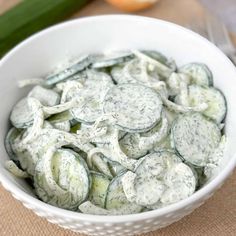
44 55 91 86
121 151 195 208
70 71 114 123
89 171 110 208
171 113 221 167
135 151 182 175
10 98 34 128
121 171 138 203
119 133 148 159
119 115 168 158
130 151 181 206
34 148 91 210
86 69 114 83
70 118 80 127
19 98 44 145
66 70 87 82
103 84 163 132
179 63 213 86
105 171 142 214
15 128 88 176
107 159 127 177
208 135 226 166
186 85 227 123
187 164 206 189
28 85 60 106
204 135 226 179
142 50 176 72
139 113 168 150
14 130 61 176
4 127 22 161
91 51 133 68
160 162 196 205
111 63 138 84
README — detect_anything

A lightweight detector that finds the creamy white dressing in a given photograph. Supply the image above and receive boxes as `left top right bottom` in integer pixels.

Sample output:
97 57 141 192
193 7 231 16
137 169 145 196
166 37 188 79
138 113 168 150
103 83 163 132
121 152 195 207
204 135 226 179
120 133 148 159
172 113 222 167
28 85 60 106
161 163 196 205
5 50 226 214
35 147 90 210
60 80 83 104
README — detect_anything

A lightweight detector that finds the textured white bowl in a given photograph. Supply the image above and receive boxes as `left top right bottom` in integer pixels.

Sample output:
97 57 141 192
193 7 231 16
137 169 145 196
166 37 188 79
0 15 236 236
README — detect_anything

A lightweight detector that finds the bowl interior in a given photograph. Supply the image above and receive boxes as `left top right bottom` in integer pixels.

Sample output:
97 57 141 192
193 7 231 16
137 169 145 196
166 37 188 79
0 15 236 201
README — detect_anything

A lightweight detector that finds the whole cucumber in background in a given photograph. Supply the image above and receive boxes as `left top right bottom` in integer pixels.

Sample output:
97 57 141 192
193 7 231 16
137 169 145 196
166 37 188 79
0 0 92 58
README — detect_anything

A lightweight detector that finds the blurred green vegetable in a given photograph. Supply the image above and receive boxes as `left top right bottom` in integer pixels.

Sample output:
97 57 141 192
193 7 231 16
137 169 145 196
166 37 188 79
0 0 91 58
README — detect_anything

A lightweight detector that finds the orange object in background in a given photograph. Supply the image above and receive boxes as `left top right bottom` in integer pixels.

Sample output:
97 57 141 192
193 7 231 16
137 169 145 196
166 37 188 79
105 0 160 12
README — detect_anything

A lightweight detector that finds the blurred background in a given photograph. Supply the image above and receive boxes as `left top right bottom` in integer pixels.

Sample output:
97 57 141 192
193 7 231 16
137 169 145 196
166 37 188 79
0 0 236 62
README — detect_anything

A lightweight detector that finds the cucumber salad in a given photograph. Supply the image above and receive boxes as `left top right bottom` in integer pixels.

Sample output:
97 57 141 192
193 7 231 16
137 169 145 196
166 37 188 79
5 50 227 215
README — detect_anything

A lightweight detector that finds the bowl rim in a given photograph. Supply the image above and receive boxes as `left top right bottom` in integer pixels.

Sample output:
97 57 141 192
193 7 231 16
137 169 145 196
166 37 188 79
0 14 236 223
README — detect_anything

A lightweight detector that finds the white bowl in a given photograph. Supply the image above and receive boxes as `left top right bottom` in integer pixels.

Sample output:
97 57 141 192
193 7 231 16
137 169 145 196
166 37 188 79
0 15 236 236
